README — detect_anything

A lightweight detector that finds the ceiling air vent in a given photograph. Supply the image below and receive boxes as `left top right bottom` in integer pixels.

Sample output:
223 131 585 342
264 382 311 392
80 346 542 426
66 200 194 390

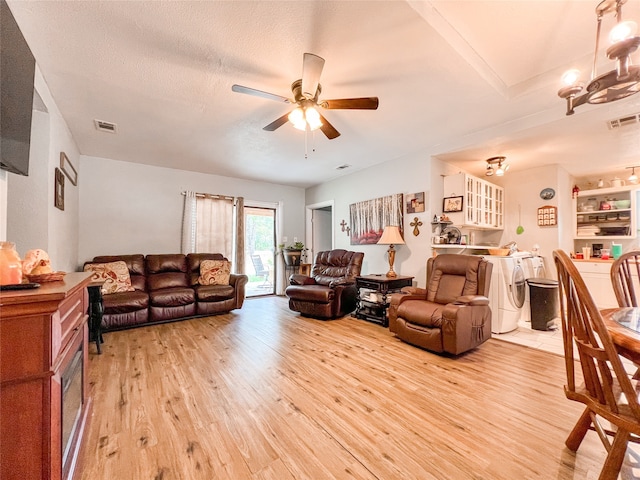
607 113 640 130
335 164 351 170
94 119 118 133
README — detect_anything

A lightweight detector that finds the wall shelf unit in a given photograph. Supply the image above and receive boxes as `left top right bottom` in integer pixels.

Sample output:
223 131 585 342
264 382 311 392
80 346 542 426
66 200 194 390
573 186 639 240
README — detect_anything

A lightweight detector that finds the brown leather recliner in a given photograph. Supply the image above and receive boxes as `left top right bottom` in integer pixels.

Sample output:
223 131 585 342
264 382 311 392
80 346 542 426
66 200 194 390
285 249 364 319
388 254 493 355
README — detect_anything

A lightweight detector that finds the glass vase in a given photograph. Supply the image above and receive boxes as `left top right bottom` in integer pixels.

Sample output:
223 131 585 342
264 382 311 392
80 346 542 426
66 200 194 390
0 242 23 285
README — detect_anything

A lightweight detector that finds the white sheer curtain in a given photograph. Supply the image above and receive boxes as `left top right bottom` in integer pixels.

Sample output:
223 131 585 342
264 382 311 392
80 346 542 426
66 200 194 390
181 191 197 254
196 195 234 258
181 192 245 274
235 197 245 274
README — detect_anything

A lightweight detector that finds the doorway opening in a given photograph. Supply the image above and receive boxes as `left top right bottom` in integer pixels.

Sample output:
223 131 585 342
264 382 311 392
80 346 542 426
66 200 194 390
245 206 276 297
306 201 334 262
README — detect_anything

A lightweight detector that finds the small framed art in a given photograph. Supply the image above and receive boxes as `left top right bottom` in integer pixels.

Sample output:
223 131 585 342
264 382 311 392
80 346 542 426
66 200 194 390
406 192 425 213
60 152 77 186
443 196 463 213
54 167 65 211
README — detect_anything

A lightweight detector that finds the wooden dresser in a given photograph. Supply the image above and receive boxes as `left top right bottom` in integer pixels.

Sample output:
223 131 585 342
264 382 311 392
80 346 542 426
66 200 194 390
0 272 92 480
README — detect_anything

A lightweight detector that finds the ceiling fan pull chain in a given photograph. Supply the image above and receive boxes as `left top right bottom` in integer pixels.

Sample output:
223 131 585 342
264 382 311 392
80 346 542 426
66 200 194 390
304 127 308 159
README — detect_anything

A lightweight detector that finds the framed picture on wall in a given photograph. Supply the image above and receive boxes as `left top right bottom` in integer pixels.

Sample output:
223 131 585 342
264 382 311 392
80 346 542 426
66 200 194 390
406 192 425 213
54 167 64 211
349 193 404 245
443 196 463 213
60 152 77 186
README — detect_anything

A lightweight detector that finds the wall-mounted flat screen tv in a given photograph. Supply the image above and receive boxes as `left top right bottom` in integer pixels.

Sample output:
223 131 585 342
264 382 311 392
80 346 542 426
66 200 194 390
1 0 36 176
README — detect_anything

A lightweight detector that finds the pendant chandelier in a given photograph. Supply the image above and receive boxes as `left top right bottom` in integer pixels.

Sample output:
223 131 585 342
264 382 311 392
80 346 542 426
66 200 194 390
558 0 640 115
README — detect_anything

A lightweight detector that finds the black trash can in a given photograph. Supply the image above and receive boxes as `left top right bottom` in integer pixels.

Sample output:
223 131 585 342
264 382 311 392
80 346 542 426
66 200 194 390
527 278 559 331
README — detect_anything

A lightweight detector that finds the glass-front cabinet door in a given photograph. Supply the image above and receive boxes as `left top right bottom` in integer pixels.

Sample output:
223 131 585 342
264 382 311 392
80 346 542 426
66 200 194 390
443 172 504 231
483 181 494 227
494 187 504 229
465 175 475 225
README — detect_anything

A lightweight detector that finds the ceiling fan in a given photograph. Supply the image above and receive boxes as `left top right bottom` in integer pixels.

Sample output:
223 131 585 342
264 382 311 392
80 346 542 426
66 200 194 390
232 53 379 140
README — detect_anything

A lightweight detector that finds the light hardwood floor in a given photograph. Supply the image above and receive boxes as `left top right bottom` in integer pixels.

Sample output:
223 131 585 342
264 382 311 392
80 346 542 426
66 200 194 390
79 296 634 479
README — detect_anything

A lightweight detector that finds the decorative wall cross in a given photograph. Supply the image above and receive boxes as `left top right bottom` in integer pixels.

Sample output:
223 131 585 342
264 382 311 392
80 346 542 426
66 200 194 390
410 217 423 236
340 219 350 236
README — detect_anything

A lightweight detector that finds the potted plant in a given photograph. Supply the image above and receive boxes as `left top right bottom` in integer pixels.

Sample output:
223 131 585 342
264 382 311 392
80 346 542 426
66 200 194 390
282 241 306 267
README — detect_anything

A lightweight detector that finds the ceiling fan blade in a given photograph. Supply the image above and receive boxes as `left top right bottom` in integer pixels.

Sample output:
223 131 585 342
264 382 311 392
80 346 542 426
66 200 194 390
321 97 379 110
263 112 291 131
301 53 325 99
318 113 340 139
232 84 291 103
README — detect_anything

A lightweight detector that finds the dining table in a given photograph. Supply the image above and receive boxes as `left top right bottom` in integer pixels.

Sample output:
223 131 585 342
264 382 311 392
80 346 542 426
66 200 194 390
602 307 640 367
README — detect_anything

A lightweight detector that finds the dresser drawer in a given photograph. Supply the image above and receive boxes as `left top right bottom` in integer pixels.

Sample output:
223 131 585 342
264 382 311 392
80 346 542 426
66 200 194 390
59 288 87 349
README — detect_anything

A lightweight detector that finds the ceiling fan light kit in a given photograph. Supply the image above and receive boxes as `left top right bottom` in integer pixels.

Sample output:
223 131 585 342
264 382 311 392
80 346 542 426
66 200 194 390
232 53 379 141
558 0 640 115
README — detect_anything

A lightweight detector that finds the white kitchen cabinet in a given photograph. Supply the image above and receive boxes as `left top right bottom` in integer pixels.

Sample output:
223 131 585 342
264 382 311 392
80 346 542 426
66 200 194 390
573 260 617 309
443 172 504 229
573 186 639 240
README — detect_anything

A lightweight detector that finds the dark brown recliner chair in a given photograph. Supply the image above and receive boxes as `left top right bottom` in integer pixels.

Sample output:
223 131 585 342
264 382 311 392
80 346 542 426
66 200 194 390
388 254 492 355
285 249 364 319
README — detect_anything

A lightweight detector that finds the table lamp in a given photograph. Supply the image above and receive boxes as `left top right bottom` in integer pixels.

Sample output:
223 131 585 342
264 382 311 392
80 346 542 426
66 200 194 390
377 225 405 278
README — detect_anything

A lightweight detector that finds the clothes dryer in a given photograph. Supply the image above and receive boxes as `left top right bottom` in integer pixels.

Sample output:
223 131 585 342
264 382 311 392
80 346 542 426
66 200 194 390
485 255 528 334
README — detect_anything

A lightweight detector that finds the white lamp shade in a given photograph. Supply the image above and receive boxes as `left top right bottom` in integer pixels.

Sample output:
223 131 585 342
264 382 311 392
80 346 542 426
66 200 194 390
377 225 405 245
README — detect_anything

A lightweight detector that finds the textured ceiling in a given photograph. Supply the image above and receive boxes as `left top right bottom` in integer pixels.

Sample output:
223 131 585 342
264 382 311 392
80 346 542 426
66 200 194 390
7 0 640 187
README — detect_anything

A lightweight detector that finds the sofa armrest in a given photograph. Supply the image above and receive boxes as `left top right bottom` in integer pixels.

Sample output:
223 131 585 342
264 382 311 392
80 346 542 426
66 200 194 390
453 295 489 306
229 273 248 309
388 291 429 332
328 277 355 288
401 286 427 295
290 274 316 286
441 302 492 355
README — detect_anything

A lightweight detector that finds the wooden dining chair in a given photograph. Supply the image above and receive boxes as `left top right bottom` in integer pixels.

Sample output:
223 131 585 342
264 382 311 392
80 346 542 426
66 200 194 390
611 250 640 308
554 249 640 480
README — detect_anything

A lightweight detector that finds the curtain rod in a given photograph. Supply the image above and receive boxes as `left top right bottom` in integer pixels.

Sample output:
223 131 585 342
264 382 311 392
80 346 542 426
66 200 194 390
181 191 235 201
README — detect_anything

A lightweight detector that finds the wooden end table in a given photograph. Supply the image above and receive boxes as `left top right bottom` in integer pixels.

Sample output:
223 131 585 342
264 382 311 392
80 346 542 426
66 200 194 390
354 274 413 327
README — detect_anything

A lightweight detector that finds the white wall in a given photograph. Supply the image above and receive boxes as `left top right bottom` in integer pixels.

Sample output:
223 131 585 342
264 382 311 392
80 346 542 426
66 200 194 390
78 156 305 267
306 151 433 286
4 67 81 271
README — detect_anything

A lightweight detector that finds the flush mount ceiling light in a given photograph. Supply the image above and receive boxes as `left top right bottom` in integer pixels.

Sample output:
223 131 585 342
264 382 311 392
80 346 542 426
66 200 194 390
485 156 509 177
558 0 640 115
627 165 640 183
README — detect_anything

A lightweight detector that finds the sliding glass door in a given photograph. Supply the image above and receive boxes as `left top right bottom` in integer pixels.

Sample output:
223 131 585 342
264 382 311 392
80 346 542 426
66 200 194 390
244 206 276 297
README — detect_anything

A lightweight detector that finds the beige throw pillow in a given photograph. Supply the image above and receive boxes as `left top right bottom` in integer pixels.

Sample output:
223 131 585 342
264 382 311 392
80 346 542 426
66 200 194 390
198 259 231 286
84 261 135 295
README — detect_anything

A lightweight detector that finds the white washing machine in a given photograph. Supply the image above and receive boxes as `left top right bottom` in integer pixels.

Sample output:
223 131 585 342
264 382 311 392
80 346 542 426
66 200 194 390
522 256 547 324
485 254 530 334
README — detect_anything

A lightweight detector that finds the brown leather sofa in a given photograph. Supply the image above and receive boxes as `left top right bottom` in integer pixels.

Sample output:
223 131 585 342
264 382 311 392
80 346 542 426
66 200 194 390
285 249 364 319
85 253 247 331
388 254 492 355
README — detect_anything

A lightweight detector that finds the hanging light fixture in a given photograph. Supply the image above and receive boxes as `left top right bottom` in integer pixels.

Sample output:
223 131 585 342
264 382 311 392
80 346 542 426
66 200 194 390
485 156 509 177
558 0 640 115
627 165 640 183
287 104 323 131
